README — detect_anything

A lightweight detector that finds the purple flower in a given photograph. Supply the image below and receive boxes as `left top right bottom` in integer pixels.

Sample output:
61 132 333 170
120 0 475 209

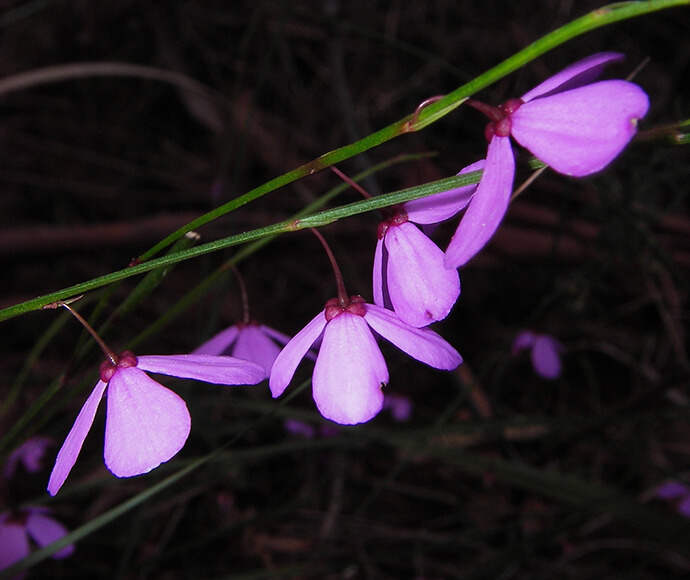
445 52 650 268
382 393 413 422
372 161 486 328
193 320 293 377
269 295 462 425
655 481 690 518
47 351 265 496
3 437 53 481
511 330 564 380
0 508 74 576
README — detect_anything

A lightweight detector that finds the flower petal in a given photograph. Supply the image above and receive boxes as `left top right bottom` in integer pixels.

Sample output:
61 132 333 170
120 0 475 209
231 325 283 377
269 311 327 397
104 367 191 478
656 481 690 500
3 436 53 481
137 354 265 386
521 52 624 102
47 380 107 496
384 222 460 327
444 136 515 268
191 324 240 355
511 80 649 176
364 303 462 370
372 238 388 309
0 518 29 573
531 335 563 379
312 312 387 425
511 330 536 355
25 512 74 559
404 160 484 225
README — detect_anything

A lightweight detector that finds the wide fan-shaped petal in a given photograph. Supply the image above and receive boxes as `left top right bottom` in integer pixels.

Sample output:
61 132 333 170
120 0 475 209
404 160 484 225
531 335 563 380
511 80 649 176
47 380 107 496
191 324 240 355
0 516 30 572
521 52 624 102
25 511 74 559
312 312 387 425
364 304 462 370
444 136 515 268
104 367 191 478
269 311 327 397
231 325 283 376
137 354 264 386
383 222 460 327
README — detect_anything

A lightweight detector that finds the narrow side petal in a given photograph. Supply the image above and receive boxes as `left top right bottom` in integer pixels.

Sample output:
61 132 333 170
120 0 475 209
511 81 649 176
261 323 316 363
25 512 74 559
312 312 387 425
191 325 240 355
137 354 265 386
372 237 388 309
384 222 460 327
269 311 327 398
231 325 282 377
47 380 107 496
404 160 484 225
444 136 515 268
532 335 563 380
364 303 462 370
104 367 191 478
521 52 624 102
0 519 30 572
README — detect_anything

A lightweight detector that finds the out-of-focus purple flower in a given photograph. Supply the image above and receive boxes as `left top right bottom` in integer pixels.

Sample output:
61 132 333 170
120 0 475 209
193 320 293 377
445 53 650 268
382 394 413 422
270 296 462 425
0 507 74 577
47 351 265 496
511 330 564 380
655 481 690 518
3 437 53 481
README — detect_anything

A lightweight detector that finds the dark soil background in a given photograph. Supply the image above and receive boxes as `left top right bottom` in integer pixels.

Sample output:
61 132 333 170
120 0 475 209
1 1 689 578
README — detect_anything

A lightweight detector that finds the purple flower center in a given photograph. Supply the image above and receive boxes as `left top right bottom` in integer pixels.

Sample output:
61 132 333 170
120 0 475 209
99 350 138 382
377 212 408 240
324 295 367 321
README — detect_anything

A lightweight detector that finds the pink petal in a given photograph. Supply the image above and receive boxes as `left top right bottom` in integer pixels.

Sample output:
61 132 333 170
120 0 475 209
191 324 240 355
678 495 690 518
261 323 316 362
25 512 74 559
656 481 690 500
0 517 29 573
404 160 484 225
3 436 53 480
104 367 191 478
47 380 107 496
511 330 536 355
383 394 413 422
444 136 515 268
531 335 563 380
511 80 649 176
373 238 387 309
383 222 460 327
231 325 283 377
269 311 327 398
312 312 387 425
137 354 265 386
521 52 625 102
364 303 462 370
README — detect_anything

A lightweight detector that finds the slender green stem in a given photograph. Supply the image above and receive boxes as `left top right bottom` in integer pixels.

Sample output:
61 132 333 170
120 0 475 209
135 0 689 262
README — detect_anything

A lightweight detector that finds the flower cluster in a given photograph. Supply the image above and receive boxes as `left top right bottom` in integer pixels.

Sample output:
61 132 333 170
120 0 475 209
42 52 649 501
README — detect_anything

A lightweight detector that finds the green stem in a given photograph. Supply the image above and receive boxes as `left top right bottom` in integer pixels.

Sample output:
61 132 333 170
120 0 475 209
135 0 689 262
